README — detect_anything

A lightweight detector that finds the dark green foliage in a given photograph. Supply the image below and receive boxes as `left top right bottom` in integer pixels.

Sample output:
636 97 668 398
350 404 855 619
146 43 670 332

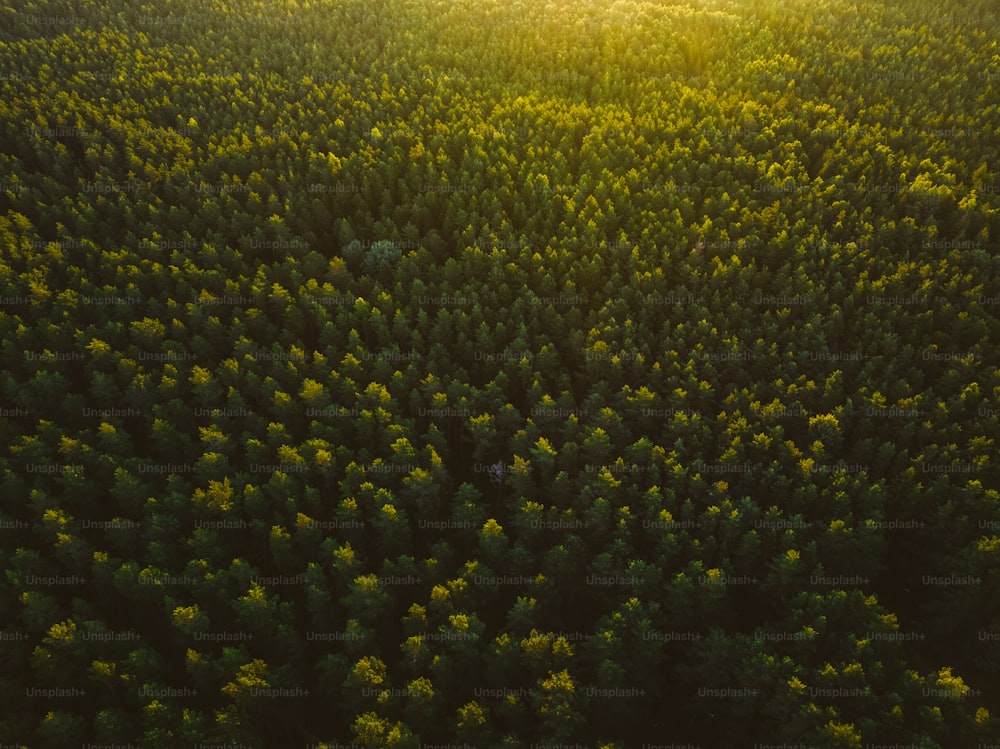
0 0 998 746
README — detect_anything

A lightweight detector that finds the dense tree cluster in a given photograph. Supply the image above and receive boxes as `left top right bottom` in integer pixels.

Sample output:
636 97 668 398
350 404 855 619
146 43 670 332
1 0 998 746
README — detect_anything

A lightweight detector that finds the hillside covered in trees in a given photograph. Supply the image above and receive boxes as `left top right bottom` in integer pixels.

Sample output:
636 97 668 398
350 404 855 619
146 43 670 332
1 0 999 746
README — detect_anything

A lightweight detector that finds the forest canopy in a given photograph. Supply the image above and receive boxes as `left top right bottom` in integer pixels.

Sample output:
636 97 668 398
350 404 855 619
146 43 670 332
0 0 998 746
